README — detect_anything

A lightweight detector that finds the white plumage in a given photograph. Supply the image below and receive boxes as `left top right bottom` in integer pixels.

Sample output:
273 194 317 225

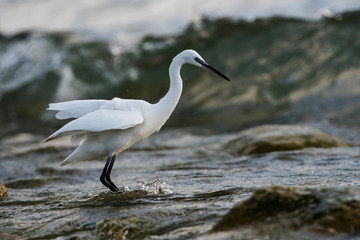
45 109 144 142
45 49 230 191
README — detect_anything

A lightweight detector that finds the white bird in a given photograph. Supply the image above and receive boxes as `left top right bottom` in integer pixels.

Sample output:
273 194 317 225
45 49 230 192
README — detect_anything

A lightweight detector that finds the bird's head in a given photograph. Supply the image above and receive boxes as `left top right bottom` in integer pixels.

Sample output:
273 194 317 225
176 49 230 81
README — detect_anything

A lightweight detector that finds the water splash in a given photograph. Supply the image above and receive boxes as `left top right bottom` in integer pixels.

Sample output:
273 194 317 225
140 177 174 194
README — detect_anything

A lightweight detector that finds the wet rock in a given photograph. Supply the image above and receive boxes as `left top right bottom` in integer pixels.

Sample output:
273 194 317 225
73 190 149 208
211 186 318 232
0 182 7 200
96 217 152 240
211 186 360 237
224 125 348 155
5 178 60 189
314 200 360 235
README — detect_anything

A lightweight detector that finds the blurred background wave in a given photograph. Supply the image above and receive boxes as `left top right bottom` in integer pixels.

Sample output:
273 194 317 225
0 0 360 137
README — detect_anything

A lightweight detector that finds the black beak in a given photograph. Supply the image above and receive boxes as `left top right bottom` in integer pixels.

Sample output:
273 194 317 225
196 59 230 81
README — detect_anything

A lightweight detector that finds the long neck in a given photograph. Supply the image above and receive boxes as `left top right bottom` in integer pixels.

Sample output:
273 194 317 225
157 57 183 114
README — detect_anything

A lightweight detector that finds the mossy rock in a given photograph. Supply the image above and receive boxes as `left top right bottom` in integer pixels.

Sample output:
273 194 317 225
224 125 348 155
211 186 319 232
96 217 152 240
211 186 360 237
315 200 360 235
0 182 8 200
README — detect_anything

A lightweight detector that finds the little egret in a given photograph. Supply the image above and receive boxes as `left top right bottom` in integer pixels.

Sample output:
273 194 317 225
45 49 230 192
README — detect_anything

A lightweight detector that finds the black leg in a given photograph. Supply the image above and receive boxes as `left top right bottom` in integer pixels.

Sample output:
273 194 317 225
100 155 119 192
105 155 119 191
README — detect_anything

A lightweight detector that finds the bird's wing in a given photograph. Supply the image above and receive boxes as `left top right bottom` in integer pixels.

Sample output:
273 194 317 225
44 109 143 142
48 99 109 119
47 98 145 119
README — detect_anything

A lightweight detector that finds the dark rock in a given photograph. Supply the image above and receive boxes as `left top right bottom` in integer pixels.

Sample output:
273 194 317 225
224 125 348 155
211 186 360 237
314 200 360 235
96 217 152 240
211 186 319 232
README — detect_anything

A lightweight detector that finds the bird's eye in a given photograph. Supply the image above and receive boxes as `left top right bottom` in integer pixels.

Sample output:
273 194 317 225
194 57 200 62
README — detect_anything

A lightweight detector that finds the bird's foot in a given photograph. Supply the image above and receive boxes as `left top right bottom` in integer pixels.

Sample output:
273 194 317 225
100 174 119 192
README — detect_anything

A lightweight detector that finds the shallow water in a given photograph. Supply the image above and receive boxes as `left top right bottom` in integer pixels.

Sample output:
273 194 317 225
1 129 360 239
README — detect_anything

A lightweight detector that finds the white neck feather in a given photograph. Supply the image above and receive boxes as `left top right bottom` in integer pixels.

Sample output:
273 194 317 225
156 56 184 116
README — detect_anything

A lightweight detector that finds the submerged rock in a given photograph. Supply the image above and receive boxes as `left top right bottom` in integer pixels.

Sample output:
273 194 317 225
0 183 7 200
211 186 360 238
224 125 348 155
96 217 152 240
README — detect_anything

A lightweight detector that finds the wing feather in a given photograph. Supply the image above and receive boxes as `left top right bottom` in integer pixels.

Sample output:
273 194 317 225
47 97 148 120
44 110 143 142
48 100 108 119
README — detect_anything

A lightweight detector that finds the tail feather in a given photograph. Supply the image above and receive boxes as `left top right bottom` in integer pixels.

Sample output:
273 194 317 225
60 146 85 166
44 130 87 143
60 141 106 166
